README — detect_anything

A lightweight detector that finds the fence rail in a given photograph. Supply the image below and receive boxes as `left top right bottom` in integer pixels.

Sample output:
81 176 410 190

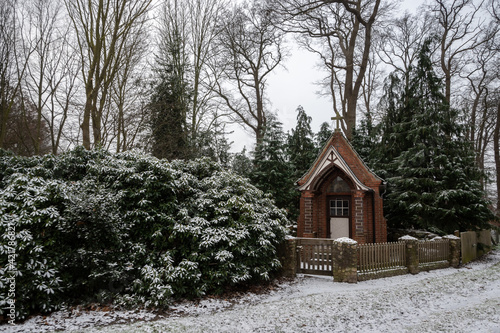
358 242 408 280
296 238 334 276
292 236 464 281
418 239 450 269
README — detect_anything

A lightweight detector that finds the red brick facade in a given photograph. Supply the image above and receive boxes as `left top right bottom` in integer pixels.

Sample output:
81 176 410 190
296 131 387 244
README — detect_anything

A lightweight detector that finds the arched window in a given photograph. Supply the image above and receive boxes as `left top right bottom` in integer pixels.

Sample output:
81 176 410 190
328 176 351 193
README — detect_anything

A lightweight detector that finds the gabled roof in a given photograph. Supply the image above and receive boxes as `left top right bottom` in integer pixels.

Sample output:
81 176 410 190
297 130 384 192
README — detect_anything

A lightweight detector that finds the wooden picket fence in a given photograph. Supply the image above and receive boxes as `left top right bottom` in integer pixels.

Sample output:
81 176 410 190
295 238 453 279
296 238 334 276
418 239 450 268
290 231 491 282
358 242 408 279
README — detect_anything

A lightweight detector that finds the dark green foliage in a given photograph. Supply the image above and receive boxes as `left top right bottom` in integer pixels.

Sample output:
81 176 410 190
285 106 318 219
360 39 494 233
247 107 335 221
250 117 295 215
0 147 288 320
287 106 317 181
351 118 379 169
193 126 232 168
149 70 190 160
231 147 253 178
315 121 332 150
149 29 191 160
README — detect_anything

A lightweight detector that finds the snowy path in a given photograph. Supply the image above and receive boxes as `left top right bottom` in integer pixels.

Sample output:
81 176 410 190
5 251 500 332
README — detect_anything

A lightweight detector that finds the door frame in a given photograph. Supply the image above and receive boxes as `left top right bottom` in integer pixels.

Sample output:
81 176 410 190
326 195 352 239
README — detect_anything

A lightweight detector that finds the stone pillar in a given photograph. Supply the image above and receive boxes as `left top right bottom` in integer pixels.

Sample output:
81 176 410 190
332 238 358 283
444 235 461 268
280 238 298 278
399 235 419 275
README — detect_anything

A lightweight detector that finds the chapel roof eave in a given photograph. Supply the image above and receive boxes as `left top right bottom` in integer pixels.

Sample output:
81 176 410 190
296 130 385 192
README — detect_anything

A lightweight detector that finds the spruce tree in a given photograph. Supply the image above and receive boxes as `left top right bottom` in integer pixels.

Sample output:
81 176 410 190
383 39 493 233
287 106 317 180
149 28 191 160
231 147 253 178
315 121 332 151
351 118 379 168
250 117 295 216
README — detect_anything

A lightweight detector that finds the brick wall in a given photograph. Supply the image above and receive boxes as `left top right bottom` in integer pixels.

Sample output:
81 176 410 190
297 132 387 243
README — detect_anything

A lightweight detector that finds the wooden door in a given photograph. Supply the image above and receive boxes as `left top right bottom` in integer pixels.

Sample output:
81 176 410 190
328 197 350 239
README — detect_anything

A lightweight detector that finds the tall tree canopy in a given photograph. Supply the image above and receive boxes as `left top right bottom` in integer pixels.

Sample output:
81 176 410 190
374 39 494 233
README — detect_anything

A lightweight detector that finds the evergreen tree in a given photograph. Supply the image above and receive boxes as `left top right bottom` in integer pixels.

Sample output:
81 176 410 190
250 116 294 216
353 73 407 179
287 106 317 180
149 26 191 160
382 39 493 233
351 118 379 168
194 121 232 167
231 147 253 178
315 121 332 151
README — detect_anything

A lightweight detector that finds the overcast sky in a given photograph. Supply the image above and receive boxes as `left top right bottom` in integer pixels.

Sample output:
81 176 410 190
228 0 427 153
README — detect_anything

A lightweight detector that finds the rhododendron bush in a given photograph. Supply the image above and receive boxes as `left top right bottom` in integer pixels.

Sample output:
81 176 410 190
0 148 288 320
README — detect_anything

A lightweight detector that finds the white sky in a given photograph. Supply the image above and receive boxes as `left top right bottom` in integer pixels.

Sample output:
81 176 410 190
228 0 427 153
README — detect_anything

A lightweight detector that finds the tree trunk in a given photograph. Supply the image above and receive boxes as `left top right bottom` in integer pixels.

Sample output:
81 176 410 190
81 100 91 150
494 100 500 216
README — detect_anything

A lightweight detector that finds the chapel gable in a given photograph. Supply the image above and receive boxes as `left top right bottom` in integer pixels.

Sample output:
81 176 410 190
296 131 387 243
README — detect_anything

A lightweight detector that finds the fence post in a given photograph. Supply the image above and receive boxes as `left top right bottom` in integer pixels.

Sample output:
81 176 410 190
280 237 297 278
477 230 492 257
399 235 419 274
444 235 461 268
332 238 358 283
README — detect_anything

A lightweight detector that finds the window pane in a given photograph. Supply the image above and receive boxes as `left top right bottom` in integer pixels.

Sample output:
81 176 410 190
328 176 351 192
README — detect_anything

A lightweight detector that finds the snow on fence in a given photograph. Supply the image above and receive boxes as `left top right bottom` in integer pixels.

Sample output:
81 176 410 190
291 236 463 282
357 242 408 280
418 239 450 270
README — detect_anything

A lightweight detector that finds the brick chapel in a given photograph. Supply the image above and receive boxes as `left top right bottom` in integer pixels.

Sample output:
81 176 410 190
296 128 387 244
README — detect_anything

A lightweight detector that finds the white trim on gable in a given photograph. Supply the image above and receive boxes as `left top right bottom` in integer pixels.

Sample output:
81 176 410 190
298 145 371 192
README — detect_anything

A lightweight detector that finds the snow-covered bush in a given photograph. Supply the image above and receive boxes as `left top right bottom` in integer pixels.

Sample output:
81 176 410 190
0 174 65 320
0 148 289 320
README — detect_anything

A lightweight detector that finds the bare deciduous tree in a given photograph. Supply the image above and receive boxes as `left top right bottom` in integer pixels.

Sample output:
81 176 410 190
464 38 497 171
271 0 385 139
186 0 227 144
215 0 285 145
432 0 490 105
0 0 28 149
19 0 78 155
111 24 150 153
377 11 430 97
488 0 500 213
65 0 152 149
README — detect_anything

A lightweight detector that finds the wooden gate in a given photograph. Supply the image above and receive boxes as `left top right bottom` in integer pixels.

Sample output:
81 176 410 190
296 238 334 276
461 231 477 264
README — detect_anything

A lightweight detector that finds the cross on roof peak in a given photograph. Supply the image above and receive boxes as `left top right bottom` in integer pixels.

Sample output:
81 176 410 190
331 112 343 132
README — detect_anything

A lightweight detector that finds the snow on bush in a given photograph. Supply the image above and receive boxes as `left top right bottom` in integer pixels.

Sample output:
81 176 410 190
0 148 289 320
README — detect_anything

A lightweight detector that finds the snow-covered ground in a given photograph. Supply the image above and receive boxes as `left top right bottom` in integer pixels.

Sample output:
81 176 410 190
5 250 500 333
